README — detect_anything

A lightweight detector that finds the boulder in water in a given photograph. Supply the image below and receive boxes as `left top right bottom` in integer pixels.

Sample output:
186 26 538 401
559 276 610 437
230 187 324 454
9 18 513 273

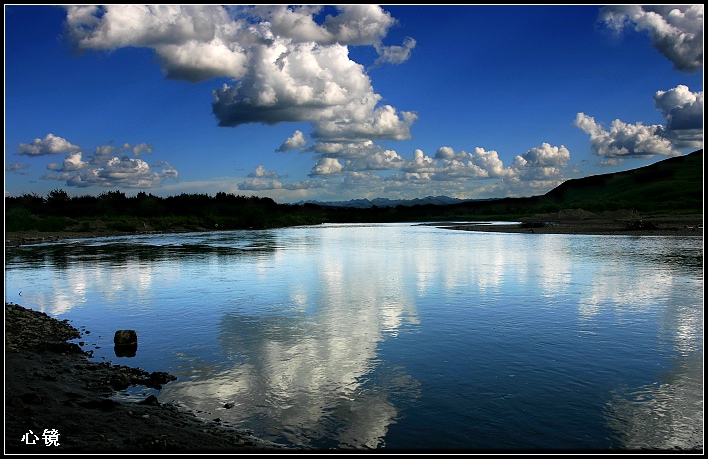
114 330 137 346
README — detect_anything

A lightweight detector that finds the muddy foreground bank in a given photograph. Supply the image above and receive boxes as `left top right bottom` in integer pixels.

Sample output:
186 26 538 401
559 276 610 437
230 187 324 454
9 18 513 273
4 303 302 453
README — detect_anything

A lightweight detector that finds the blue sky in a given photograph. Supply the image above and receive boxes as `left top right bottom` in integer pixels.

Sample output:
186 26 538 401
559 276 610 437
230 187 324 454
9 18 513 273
4 5 703 204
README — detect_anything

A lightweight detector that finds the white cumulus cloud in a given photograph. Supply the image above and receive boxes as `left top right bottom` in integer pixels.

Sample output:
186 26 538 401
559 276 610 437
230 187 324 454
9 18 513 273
43 156 177 188
266 5 395 46
122 142 154 157
311 140 405 172
17 133 80 156
30 135 179 189
575 85 703 163
6 163 31 175
402 149 436 174
517 143 570 168
276 130 308 152
63 4 418 174
237 177 284 191
247 165 281 179
309 157 344 177
49 151 89 172
372 36 417 67
599 5 703 73
653 85 704 149
574 112 681 163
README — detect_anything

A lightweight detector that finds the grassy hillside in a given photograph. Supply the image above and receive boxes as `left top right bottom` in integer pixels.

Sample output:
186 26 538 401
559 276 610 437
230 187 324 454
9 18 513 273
415 149 703 221
538 149 703 214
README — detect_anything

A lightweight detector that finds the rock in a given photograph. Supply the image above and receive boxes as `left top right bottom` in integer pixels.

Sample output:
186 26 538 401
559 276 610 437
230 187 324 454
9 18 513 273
145 371 177 389
114 330 138 346
138 395 161 406
110 373 132 390
114 330 138 357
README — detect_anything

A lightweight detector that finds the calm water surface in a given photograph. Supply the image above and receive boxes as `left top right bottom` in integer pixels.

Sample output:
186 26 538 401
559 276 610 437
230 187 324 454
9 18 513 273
4 223 703 451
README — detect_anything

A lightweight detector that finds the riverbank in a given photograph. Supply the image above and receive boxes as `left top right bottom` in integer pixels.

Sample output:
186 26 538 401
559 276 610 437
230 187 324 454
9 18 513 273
4 303 301 453
440 210 703 237
5 211 704 246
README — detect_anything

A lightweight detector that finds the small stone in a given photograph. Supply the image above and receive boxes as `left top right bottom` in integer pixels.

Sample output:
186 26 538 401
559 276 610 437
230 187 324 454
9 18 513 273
114 330 137 346
138 395 160 406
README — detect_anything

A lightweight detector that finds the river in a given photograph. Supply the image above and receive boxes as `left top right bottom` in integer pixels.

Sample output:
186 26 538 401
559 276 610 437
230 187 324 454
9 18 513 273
4 223 703 451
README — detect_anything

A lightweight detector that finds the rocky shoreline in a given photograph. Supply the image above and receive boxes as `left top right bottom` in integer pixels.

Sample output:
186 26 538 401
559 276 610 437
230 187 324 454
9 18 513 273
4 303 301 453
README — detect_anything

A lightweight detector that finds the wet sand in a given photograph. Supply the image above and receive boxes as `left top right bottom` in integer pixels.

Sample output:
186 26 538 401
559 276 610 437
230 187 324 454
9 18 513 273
438 212 703 237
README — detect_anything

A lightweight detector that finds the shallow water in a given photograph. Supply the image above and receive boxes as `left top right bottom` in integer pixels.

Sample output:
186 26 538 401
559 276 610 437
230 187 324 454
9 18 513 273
4 223 703 451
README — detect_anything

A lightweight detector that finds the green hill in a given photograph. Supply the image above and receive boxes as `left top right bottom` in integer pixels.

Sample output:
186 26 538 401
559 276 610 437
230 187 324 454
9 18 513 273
538 149 703 214
429 149 703 221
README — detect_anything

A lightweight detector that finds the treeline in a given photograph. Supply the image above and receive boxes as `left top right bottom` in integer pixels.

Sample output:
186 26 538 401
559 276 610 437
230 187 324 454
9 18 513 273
5 189 541 234
5 190 320 232
5 187 693 236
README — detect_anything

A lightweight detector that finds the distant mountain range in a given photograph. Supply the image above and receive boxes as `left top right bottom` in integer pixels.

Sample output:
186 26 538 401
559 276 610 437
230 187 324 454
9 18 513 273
295 195 485 208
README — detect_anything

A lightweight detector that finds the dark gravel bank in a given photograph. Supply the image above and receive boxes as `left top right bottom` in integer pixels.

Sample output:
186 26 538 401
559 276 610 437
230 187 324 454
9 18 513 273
4 303 302 454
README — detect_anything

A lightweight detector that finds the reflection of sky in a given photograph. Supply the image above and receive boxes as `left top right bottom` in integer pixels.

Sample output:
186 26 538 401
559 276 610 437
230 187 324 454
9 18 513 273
160 225 423 449
567 237 703 451
606 355 703 450
410 232 579 298
4 226 703 450
579 266 673 318
609 276 703 450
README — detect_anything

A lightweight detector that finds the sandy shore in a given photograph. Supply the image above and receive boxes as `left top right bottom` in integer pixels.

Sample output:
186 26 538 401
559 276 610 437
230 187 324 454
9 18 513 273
438 211 703 237
4 303 302 453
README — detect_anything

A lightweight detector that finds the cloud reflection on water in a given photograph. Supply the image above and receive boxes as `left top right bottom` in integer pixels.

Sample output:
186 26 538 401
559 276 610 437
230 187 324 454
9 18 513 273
160 225 423 449
4 226 702 450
